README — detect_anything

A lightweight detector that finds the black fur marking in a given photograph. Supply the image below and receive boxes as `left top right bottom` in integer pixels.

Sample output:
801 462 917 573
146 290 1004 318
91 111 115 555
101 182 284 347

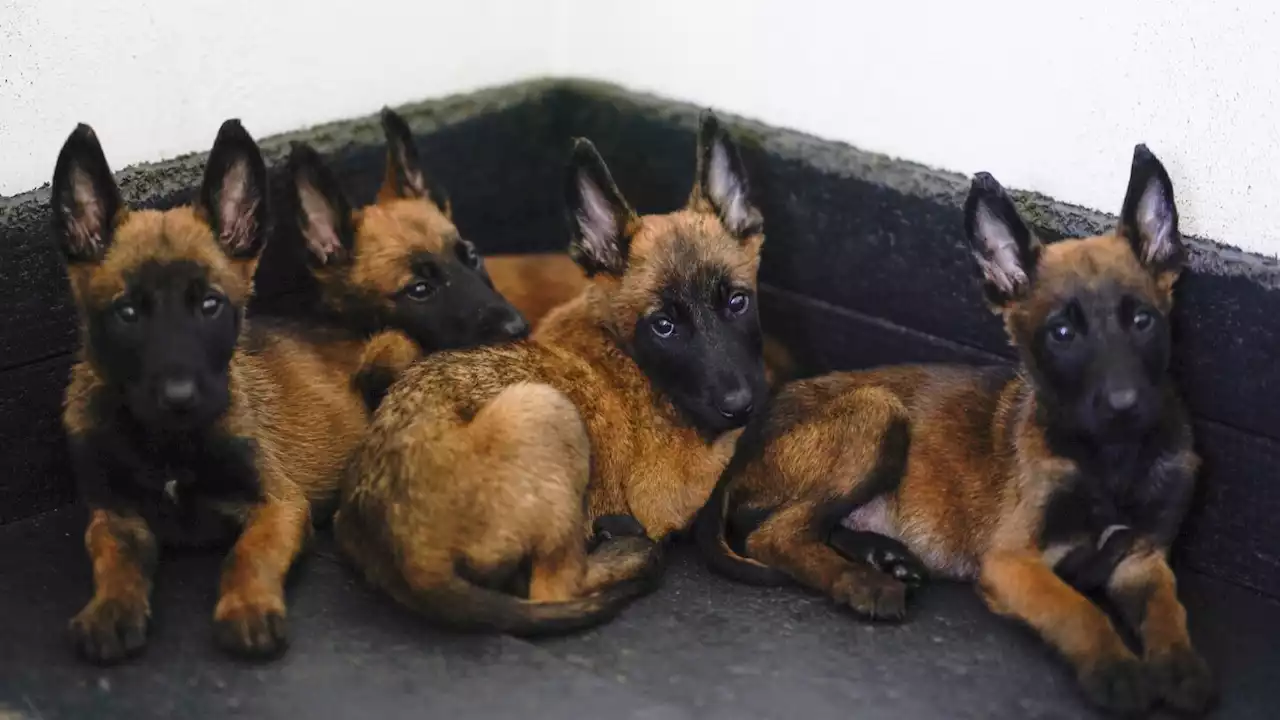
828 528 927 590
353 364 397 414
590 515 647 550
70 426 262 549
1053 528 1140 593
50 123 123 263
86 260 242 432
725 504 773 557
1041 402 1196 592
1027 282 1173 443
630 238 766 436
693 400 790 586
388 251 530 353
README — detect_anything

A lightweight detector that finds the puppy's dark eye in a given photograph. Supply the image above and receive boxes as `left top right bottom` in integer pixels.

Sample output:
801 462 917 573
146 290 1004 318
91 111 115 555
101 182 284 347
405 281 434 301
200 294 223 318
455 240 481 269
1048 321 1076 344
1132 310 1154 331
727 291 750 316
651 315 675 338
116 303 139 323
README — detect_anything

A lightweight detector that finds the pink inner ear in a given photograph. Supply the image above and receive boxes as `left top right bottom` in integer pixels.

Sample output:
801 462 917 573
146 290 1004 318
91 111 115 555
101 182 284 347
298 181 343 263
67 169 105 257
398 149 427 198
218 161 258 254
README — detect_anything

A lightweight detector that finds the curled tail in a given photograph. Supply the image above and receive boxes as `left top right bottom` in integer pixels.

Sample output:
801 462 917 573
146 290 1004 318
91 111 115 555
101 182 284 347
693 412 791 587
400 547 664 637
342 537 664 639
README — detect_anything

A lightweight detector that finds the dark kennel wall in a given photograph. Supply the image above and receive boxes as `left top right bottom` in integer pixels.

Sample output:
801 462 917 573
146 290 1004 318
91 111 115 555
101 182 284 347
0 81 571 524
2 80 1278 601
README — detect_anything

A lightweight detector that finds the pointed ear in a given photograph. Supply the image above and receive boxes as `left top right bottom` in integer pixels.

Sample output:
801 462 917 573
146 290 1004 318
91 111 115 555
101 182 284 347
286 143 355 267
197 119 269 259
963 172 1041 307
50 124 124 264
1119 144 1184 278
564 138 636 277
691 111 762 240
378 108 450 213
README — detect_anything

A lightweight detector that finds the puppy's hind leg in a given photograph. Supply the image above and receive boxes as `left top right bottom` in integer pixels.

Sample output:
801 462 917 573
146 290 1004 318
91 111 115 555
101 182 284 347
746 503 907 620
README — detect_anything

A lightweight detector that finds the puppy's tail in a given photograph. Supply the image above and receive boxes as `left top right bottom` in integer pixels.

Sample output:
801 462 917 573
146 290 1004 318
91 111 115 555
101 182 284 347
693 412 792 587
396 545 665 638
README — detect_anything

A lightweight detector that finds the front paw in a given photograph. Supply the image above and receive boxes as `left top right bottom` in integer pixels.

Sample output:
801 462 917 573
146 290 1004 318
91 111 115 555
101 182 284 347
1078 655 1152 716
69 594 150 664
829 528 928 591
214 590 288 659
1148 647 1214 715
831 569 907 621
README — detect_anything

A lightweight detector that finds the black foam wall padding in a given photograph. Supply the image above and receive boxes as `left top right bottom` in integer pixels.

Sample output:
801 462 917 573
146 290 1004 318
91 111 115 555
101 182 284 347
1 80 1278 601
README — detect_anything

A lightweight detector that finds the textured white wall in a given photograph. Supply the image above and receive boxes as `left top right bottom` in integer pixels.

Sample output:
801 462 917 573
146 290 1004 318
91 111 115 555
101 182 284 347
5 0 1277 256
548 0 1280 255
0 0 551 196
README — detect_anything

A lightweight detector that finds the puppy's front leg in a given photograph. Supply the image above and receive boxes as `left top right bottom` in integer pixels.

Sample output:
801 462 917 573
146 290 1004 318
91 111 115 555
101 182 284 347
214 495 311 657
1108 545 1214 714
69 508 158 663
980 551 1149 714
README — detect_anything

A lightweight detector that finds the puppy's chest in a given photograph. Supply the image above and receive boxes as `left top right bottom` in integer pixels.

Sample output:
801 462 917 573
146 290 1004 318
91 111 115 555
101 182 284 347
605 422 734 526
1037 455 1175 590
1040 463 1152 546
114 436 263 547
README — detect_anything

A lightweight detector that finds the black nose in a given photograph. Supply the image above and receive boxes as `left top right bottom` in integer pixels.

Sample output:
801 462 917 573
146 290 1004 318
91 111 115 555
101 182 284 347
1107 388 1138 413
716 386 754 421
501 314 530 339
483 306 530 341
159 378 198 411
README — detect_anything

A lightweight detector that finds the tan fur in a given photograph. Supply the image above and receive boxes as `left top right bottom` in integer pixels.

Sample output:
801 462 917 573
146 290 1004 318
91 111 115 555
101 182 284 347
487 251 797 385
708 226 1210 712
65 197 377 660
315 198 461 311
485 253 588 326
336 132 763 629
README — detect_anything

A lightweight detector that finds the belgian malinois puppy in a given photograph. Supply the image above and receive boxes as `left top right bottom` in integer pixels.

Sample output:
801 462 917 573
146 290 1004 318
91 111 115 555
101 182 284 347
53 121 377 663
697 146 1212 715
486 252 799 385
280 108 528 354
334 112 769 635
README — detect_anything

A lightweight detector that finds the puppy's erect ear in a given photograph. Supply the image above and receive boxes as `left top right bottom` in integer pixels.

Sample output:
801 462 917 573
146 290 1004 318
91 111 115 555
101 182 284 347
1119 144 1184 281
564 138 636 277
197 119 269 260
378 108 450 214
287 143 355 267
50 124 124 264
963 172 1041 307
690 111 762 240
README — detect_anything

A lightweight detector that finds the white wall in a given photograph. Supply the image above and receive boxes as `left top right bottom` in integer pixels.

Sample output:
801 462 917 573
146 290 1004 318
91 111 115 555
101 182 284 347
0 0 551 197
5 0 1278 256
548 0 1280 255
